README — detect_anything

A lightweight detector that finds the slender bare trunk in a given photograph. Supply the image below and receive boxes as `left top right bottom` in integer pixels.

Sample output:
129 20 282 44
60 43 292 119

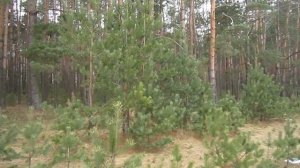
149 0 154 19
88 49 93 107
296 3 300 93
179 0 185 29
27 0 42 109
87 2 93 107
210 0 217 102
0 4 6 108
3 5 8 71
283 1 290 96
275 0 281 82
107 0 111 10
44 0 49 23
16 0 21 104
189 0 195 56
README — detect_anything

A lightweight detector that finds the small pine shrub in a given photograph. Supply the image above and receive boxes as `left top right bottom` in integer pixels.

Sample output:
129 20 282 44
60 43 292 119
128 83 174 148
0 114 18 160
51 127 83 168
202 108 263 168
273 119 300 167
51 100 85 167
84 127 107 168
189 96 214 133
21 121 50 168
53 99 85 132
108 101 122 168
123 154 144 168
242 67 282 120
217 94 244 131
171 145 182 168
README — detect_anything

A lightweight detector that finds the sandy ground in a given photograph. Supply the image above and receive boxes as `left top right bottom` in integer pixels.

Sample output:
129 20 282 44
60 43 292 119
1 106 300 168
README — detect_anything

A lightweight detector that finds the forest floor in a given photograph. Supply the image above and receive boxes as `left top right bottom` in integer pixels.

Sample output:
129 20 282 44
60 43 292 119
1 105 300 168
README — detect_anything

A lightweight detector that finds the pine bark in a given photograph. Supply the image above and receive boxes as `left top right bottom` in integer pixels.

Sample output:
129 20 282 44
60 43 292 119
87 1 93 107
179 0 185 29
275 0 281 82
283 1 290 96
16 0 21 104
189 0 195 56
27 0 42 109
3 5 8 72
0 4 5 108
210 0 217 102
44 0 49 23
296 3 300 90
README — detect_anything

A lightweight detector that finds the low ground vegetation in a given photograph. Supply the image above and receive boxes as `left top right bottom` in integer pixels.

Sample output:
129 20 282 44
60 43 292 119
1 68 300 168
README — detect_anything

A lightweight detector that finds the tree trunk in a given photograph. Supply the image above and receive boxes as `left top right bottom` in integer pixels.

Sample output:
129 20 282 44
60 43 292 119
27 0 42 109
296 3 300 94
3 4 8 75
189 0 195 56
275 0 281 83
88 50 93 107
1 4 9 108
283 0 290 96
44 0 49 23
87 2 93 107
0 4 5 108
15 0 22 104
210 0 217 102
179 0 185 29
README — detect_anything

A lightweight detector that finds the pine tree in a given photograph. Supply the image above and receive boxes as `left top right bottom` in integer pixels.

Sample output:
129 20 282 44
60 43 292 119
242 67 282 120
21 121 50 168
203 107 263 168
51 100 85 167
0 114 18 160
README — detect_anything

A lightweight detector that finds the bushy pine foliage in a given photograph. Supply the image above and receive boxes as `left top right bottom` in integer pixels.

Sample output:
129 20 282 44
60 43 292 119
85 1 210 147
171 145 182 168
242 67 282 120
0 114 18 160
53 99 85 132
273 119 299 164
28 1 210 147
51 100 85 167
192 94 243 134
216 94 244 131
203 107 263 168
21 121 50 168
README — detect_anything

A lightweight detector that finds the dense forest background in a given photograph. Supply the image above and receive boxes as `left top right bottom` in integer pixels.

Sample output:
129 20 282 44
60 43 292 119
1 0 300 167
0 0 299 108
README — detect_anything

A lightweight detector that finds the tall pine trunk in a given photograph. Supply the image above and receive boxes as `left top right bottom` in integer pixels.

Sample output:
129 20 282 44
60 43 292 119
87 1 93 107
210 0 217 102
296 3 300 93
27 0 42 109
283 1 290 96
179 0 185 29
0 4 5 108
189 0 195 56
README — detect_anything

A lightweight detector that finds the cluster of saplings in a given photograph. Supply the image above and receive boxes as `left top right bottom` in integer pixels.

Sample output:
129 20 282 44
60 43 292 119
1 67 300 168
